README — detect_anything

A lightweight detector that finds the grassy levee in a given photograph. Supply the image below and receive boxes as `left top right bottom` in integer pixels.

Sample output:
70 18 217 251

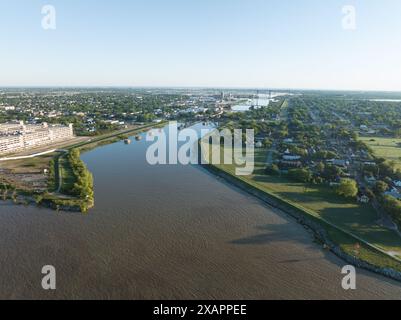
199 139 401 273
206 162 401 271
42 149 94 213
360 136 401 170
58 153 76 193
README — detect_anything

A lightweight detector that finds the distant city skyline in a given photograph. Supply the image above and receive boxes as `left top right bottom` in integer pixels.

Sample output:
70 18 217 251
1 0 401 91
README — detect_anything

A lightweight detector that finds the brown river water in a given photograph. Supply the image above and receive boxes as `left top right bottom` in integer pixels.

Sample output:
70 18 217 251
0 123 401 299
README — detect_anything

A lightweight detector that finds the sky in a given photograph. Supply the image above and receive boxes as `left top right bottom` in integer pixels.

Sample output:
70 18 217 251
0 0 401 91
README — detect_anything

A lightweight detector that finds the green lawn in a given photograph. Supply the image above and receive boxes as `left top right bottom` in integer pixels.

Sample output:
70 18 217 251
2 152 57 172
58 155 76 194
209 145 401 259
360 136 401 170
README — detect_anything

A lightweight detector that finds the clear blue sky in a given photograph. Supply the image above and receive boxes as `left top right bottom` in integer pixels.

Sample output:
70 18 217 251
1 0 400 90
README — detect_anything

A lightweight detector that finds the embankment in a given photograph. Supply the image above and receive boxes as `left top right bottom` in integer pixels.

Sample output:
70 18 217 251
203 163 401 282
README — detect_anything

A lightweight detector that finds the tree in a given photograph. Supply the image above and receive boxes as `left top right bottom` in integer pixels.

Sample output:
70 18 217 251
313 176 324 184
382 195 401 228
289 146 307 157
322 165 342 181
263 138 272 149
336 179 358 199
316 162 325 174
365 188 375 200
363 164 377 176
374 180 389 195
288 168 312 183
378 161 395 178
67 149 94 204
265 164 280 176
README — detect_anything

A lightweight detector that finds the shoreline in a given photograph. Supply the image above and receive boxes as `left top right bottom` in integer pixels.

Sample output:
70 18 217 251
0 122 168 213
202 162 401 283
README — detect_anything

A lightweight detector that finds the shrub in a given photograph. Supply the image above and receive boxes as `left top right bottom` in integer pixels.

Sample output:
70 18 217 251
265 164 280 176
336 179 358 199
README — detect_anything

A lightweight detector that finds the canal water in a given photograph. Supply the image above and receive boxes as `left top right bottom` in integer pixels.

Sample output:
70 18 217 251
0 123 401 299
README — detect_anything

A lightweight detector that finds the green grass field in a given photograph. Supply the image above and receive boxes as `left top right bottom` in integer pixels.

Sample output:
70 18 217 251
58 155 76 194
360 136 401 170
204 143 401 265
2 153 57 172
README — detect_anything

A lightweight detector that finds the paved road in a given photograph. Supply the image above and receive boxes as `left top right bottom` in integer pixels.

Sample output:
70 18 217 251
0 149 57 161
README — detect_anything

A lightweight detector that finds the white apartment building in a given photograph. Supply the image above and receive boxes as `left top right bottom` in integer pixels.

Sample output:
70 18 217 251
0 121 74 155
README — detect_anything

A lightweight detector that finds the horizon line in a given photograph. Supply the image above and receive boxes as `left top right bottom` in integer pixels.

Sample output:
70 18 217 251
1 85 401 94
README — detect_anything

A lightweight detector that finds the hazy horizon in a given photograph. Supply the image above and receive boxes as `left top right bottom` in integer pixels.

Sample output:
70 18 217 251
2 86 401 94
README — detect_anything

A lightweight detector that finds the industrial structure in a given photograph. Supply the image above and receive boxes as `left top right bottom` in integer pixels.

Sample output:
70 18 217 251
0 121 74 155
